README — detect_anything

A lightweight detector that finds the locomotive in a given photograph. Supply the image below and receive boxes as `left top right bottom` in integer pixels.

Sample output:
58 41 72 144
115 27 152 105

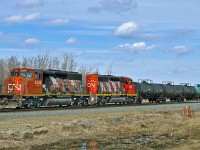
86 74 137 104
0 68 136 108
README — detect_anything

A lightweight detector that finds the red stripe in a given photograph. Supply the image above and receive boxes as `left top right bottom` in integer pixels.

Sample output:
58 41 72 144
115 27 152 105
66 80 74 93
109 82 114 93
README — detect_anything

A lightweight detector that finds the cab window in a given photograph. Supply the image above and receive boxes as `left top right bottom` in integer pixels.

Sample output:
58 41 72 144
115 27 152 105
126 80 129 84
11 72 19 76
20 71 27 77
27 72 33 78
35 73 41 79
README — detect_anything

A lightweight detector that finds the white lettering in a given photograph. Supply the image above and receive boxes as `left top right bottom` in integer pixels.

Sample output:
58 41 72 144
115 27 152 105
87 83 96 88
8 84 21 91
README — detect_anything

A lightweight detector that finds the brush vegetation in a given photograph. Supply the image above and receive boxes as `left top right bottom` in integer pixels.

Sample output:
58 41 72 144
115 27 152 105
0 109 200 149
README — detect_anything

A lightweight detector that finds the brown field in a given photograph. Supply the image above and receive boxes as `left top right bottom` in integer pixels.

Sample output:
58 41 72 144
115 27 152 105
0 109 200 149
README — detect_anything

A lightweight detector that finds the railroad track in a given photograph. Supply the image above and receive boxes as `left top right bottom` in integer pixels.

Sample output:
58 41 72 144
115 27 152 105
0 100 199 113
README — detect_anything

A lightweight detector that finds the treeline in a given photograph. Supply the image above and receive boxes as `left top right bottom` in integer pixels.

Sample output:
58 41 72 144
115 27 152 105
0 52 107 85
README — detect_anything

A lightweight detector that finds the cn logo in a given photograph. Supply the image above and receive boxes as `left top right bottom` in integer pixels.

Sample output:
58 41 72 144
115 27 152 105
87 83 96 88
8 81 21 91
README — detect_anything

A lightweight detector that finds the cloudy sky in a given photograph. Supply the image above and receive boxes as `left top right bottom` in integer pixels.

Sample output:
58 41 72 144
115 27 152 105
0 0 200 84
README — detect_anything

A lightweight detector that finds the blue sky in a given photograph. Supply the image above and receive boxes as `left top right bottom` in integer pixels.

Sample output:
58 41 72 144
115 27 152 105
0 0 200 85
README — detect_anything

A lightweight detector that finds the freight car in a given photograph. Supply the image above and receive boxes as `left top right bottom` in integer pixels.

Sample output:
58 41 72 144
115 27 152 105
195 84 200 100
133 79 165 103
134 80 198 103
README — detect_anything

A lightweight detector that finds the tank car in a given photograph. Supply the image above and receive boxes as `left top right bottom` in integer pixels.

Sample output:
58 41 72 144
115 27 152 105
3 68 83 108
195 84 200 100
133 79 165 103
161 81 184 102
86 74 137 105
180 83 197 101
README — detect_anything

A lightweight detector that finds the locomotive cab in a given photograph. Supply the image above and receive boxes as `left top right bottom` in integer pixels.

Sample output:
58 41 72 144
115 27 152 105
5 68 43 95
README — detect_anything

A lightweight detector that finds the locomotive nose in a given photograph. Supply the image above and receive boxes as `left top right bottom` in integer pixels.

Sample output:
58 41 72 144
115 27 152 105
6 77 22 94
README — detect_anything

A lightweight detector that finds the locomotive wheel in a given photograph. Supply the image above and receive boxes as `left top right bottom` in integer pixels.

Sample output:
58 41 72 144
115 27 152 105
137 98 142 104
156 99 160 103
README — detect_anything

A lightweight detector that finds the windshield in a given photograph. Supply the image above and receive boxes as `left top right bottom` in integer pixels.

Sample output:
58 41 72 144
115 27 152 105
19 71 32 78
20 71 26 77
11 72 19 76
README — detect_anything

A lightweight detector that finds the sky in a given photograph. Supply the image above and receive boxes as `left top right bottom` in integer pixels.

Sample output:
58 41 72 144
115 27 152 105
0 0 200 85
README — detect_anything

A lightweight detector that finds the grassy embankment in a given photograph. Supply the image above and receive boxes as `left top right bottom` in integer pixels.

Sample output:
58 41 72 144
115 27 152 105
0 109 200 149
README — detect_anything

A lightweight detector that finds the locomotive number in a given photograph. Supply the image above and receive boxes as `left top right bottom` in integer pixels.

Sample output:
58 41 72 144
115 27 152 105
35 81 42 85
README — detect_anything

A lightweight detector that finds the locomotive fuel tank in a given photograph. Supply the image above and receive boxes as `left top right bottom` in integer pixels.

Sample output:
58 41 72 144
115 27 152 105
45 97 72 106
109 97 126 103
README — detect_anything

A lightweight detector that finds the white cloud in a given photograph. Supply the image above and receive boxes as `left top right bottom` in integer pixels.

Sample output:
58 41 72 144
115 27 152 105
17 0 44 9
139 33 166 41
24 12 41 21
24 38 40 46
4 13 41 24
88 0 137 14
169 45 191 55
114 21 138 38
65 37 77 45
167 67 190 74
113 42 156 52
44 19 69 26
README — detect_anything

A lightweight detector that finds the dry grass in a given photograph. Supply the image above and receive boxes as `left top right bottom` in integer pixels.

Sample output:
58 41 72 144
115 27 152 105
0 109 200 149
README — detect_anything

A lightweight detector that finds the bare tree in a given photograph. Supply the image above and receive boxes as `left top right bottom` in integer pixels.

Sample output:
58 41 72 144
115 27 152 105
48 56 60 70
61 52 77 71
78 64 97 88
21 57 29 68
33 53 50 69
0 59 6 85
6 56 20 76
106 64 113 75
